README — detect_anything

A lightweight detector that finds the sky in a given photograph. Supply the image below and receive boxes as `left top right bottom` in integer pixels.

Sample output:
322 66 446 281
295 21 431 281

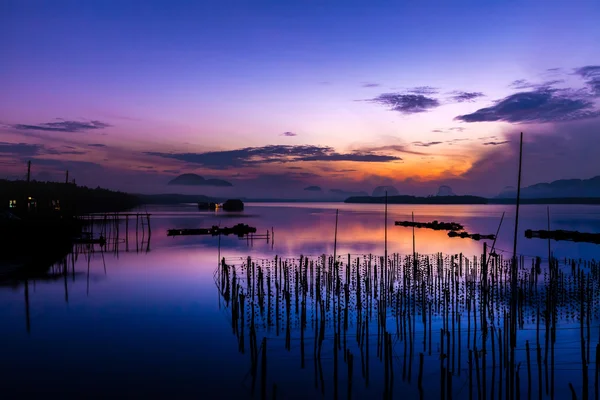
1 0 599 198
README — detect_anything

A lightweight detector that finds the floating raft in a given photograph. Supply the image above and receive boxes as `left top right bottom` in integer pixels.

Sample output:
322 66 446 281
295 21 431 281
525 229 600 244
395 220 464 231
167 223 257 237
447 231 495 241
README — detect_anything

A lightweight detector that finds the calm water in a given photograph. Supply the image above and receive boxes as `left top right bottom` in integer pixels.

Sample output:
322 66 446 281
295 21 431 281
1 203 599 399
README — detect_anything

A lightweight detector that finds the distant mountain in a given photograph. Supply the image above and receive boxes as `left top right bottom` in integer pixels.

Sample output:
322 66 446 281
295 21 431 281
329 189 369 197
346 195 488 205
138 193 221 204
304 185 322 191
168 173 232 187
372 186 399 197
497 176 600 198
499 186 516 197
436 185 456 196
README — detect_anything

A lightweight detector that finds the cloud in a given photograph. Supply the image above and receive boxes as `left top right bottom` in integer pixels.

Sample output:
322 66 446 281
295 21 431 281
432 127 467 134
362 83 380 88
145 145 401 169
455 88 600 123
28 158 104 172
0 142 89 157
281 131 297 137
509 79 564 90
369 93 441 114
447 138 471 145
408 86 438 95
45 147 87 155
483 141 510 146
450 91 485 102
361 144 428 156
412 141 443 147
0 142 43 156
88 143 107 147
575 65 600 96
11 120 111 133
445 119 600 196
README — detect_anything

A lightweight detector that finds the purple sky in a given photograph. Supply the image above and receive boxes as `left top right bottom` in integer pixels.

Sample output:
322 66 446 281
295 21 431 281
1 0 599 197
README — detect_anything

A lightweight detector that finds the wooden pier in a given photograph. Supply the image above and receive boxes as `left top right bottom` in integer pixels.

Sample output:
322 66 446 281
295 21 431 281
77 212 152 253
447 231 495 240
167 223 257 237
525 229 600 244
395 220 464 231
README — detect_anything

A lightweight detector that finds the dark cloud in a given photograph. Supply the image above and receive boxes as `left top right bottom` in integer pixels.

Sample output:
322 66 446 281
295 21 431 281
575 65 600 96
432 127 467 134
412 141 443 147
0 142 43 156
360 144 428 156
362 83 380 88
509 79 530 89
369 93 440 114
281 131 297 137
29 158 104 172
447 138 471 144
45 149 87 155
163 169 180 174
445 119 600 196
44 145 87 155
450 91 485 102
509 79 564 90
455 88 600 123
287 166 303 170
483 141 510 146
0 142 88 157
88 143 107 147
408 86 439 95
145 145 401 169
11 120 111 133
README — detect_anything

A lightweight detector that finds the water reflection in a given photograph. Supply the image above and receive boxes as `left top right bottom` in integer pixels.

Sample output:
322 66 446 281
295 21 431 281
145 203 600 260
1 203 599 398
217 252 600 399
1 215 152 334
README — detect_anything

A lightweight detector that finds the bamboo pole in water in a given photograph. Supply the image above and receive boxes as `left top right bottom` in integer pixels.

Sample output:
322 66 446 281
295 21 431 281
511 131 524 399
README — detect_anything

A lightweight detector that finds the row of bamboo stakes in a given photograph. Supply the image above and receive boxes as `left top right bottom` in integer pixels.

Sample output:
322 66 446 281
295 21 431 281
218 251 600 399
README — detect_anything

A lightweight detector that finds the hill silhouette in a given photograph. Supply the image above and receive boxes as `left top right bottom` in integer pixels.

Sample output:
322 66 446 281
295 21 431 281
497 175 600 198
168 173 232 187
304 185 322 191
